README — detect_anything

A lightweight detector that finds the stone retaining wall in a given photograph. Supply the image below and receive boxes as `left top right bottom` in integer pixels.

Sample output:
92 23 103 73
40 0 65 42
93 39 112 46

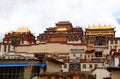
38 72 95 79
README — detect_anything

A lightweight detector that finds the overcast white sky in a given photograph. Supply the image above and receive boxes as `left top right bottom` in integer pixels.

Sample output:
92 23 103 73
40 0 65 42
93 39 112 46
0 0 120 40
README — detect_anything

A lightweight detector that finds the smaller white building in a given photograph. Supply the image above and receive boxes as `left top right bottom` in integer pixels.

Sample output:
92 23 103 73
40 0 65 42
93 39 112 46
108 38 120 51
110 52 120 67
0 43 15 56
80 59 104 72
92 67 110 79
46 57 64 72
61 63 69 72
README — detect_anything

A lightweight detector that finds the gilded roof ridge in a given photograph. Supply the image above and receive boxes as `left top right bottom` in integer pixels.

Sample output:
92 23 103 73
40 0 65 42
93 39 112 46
88 24 112 29
16 27 30 33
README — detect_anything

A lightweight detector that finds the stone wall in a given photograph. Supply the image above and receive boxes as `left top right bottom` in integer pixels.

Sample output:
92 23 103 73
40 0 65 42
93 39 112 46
38 72 95 79
16 43 86 54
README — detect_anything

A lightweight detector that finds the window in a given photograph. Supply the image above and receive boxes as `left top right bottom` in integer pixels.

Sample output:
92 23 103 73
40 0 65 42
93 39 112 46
91 55 94 58
83 64 86 69
115 46 117 49
73 54 76 57
111 41 113 44
110 46 112 49
13 46 15 50
88 55 90 58
8 45 10 52
22 41 24 44
90 41 93 44
84 55 86 59
61 69 63 72
95 52 102 57
80 54 82 57
4 45 6 52
89 64 92 69
115 40 117 44
94 64 98 68
64 64 67 68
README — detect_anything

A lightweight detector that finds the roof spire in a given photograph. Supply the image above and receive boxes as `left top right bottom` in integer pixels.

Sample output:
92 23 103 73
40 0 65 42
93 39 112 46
16 27 30 33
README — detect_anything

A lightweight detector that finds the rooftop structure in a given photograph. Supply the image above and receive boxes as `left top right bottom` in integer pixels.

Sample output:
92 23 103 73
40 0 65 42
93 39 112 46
85 24 115 50
37 21 84 44
16 27 30 33
3 27 36 45
88 25 112 29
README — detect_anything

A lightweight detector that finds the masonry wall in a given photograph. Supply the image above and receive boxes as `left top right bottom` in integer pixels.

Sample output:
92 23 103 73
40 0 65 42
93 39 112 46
38 72 95 79
46 60 61 72
15 43 86 54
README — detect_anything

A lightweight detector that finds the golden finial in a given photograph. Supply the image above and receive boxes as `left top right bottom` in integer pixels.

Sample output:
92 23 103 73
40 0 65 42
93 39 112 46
16 27 30 33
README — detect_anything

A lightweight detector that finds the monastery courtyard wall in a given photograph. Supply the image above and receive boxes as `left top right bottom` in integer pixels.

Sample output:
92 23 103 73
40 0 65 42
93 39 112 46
15 43 86 54
38 72 95 79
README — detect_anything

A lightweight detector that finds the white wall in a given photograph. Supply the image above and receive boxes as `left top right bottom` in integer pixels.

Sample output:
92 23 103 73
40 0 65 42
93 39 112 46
114 58 119 67
61 63 69 72
81 63 103 72
92 68 110 79
0 44 15 56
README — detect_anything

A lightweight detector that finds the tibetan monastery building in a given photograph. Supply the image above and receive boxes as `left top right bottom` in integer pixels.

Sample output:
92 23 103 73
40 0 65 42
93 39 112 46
37 21 84 44
85 25 115 49
15 21 86 55
3 27 36 45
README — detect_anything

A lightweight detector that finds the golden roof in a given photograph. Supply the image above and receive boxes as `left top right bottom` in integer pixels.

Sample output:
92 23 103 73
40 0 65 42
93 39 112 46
56 28 67 31
88 25 112 29
16 27 30 33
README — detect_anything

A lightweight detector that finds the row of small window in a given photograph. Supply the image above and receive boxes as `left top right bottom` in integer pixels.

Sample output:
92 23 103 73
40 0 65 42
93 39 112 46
83 64 98 69
85 55 94 58
70 49 85 53
39 35 81 38
62 64 98 69
72 54 83 57
39 36 49 38
87 32 113 33
68 39 80 41
110 40 118 44
110 46 118 49
68 35 80 38
72 54 94 58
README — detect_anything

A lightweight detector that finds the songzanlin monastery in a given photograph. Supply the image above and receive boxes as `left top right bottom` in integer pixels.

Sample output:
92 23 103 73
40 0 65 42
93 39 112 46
0 21 120 79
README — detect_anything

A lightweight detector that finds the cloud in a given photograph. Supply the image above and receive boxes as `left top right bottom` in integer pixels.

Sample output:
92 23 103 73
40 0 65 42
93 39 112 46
0 0 120 40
